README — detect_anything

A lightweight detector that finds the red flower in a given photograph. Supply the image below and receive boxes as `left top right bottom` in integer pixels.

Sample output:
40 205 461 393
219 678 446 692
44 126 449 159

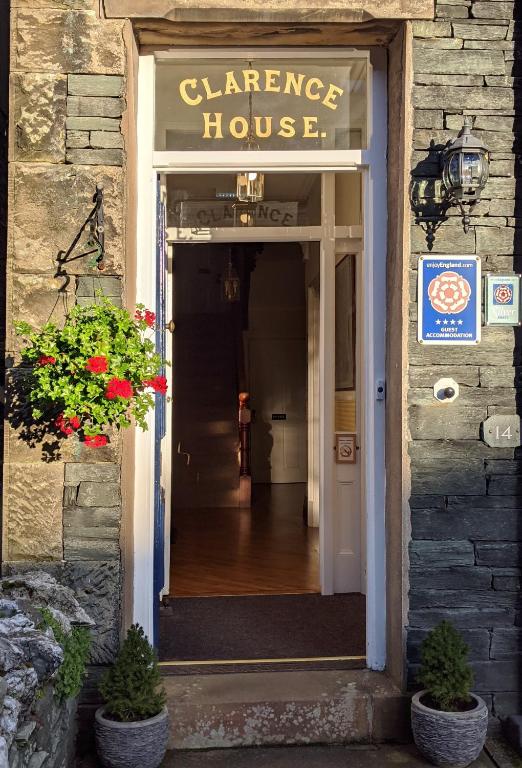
55 413 73 436
69 416 81 429
105 377 133 400
38 356 56 366
84 434 108 448
135 309 156 328
143 375 168 395
85 356 108 374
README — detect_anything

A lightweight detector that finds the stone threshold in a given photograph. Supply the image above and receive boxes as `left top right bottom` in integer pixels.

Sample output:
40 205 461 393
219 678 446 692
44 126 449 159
162 668 411 750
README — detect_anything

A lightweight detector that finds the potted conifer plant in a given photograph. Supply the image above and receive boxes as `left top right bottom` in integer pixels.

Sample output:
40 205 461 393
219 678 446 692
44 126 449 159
411 621 488 768
95 624 168 768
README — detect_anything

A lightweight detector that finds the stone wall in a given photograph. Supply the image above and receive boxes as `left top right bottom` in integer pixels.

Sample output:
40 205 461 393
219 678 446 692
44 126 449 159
0 571 94 768
5 0 129 689
408 1 522 719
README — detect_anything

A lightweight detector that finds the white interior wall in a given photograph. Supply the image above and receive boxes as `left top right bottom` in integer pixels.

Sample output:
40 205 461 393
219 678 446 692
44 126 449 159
248 244 307 484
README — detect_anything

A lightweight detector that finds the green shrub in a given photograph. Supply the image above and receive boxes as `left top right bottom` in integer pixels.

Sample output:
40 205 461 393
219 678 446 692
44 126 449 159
99 624 166 722
417 620 474 712
39 607 91 702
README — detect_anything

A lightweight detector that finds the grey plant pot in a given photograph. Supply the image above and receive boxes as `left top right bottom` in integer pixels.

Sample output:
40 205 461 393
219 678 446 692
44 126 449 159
411 691 488 768
95 706 168 768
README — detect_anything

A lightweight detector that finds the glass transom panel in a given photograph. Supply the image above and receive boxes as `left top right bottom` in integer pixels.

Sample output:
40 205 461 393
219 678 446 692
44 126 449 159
155 56 369 152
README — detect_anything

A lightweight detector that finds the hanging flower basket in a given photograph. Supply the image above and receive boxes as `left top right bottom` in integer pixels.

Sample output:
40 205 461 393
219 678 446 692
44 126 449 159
15 300 168 448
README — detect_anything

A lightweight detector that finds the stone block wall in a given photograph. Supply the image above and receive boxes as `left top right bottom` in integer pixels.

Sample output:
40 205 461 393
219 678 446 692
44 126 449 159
0 571 94 768
5 0 129 684
408 1 522 719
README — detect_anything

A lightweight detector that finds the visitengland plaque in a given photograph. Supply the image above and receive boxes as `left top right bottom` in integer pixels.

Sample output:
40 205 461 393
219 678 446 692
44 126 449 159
417 255 481 345
484 274 522 326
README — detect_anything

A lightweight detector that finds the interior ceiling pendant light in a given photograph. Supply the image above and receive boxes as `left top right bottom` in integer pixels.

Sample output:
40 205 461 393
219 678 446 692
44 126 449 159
442 116 489 233
236 68 265 207
223 250 240 303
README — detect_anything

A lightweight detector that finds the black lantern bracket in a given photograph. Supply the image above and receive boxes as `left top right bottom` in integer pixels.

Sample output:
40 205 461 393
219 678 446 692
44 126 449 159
441 116 490 234
55 184 106 275
410 116 490 249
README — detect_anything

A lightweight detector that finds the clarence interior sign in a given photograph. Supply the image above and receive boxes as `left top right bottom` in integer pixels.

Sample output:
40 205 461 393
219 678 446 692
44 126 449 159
157 57 368 152
178 201 298 228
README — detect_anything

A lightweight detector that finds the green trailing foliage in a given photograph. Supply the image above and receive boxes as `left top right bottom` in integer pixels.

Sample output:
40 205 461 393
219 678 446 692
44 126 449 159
99 623 166 722
15 299 167 442
417 620 474 712
39 607 91 702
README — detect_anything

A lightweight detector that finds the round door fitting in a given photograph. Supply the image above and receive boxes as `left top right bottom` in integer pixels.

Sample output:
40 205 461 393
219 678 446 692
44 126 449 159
433 377 459 403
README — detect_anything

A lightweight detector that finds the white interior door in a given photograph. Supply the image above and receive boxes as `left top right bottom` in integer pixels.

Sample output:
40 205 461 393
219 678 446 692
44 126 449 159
333 251 361 594
307 281 320 527
250 337 307 484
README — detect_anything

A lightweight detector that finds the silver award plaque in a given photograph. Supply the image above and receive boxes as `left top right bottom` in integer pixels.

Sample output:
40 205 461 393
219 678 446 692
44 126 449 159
485 274 521 326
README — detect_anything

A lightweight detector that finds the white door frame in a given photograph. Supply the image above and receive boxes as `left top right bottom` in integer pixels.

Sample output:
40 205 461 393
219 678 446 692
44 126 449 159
134 49 387 670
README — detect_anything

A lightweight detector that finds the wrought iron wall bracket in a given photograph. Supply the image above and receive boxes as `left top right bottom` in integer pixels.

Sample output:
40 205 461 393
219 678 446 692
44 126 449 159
55 184 106 274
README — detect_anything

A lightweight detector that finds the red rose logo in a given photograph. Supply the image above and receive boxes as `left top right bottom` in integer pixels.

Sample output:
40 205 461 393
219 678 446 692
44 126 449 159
494 284 513 305
428 270 472 315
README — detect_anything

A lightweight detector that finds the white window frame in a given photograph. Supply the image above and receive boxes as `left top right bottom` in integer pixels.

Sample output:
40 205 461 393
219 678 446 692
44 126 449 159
153 48 371 171
135 48 387 671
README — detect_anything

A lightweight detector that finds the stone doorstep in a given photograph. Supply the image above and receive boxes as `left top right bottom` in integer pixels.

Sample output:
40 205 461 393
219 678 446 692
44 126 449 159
162 669 410 750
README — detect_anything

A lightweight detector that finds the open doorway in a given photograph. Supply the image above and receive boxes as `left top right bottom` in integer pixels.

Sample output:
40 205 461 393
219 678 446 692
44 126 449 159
169 241 318 598
158 171 367 667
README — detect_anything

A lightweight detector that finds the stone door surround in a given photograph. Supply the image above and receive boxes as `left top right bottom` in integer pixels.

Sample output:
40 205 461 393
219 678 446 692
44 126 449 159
103 0 434 22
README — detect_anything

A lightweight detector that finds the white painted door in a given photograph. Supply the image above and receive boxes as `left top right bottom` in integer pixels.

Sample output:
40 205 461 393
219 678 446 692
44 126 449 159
307 282 320 528
161 177 174 597
250 337 307 484
333 249 361 594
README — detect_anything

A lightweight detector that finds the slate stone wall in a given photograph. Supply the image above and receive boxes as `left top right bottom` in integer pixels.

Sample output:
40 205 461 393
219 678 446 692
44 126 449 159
408 1 522 719
5 0 128 685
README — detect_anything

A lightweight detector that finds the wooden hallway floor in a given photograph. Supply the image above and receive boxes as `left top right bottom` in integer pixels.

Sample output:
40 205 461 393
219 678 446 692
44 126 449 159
169 483 320 597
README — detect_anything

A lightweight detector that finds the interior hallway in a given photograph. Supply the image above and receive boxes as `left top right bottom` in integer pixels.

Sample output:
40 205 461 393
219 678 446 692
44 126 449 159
169 484 319 597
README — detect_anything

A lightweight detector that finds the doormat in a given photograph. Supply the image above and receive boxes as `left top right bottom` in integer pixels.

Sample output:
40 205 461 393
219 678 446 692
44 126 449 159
159 593 365 670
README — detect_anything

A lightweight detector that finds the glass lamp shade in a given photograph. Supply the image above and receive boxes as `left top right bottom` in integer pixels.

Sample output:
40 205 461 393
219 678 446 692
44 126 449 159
443 148 489 202
223 258 240 302
442 118 489 202
236 171 265 203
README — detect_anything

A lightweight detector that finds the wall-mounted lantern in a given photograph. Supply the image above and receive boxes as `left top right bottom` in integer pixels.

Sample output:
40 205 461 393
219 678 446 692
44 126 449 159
442 116 489 233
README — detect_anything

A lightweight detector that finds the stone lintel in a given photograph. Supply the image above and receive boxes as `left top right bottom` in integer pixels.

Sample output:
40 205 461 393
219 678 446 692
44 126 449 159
103 0 434 21
135 20 401 47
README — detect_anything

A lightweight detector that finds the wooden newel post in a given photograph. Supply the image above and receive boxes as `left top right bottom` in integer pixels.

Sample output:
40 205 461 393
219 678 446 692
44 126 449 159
239 392 251 478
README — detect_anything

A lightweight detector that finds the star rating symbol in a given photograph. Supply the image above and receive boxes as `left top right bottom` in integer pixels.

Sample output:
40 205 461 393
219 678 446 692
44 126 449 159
443 319 449 325
435 319 441 325
450 320 456 325
458 320 463 325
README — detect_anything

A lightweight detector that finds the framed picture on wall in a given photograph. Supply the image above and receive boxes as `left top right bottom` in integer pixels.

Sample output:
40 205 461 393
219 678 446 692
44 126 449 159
335 254 356 390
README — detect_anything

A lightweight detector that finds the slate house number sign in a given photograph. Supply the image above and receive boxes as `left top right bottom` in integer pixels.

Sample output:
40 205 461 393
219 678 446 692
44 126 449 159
482 414 521 448
418 256 481 345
